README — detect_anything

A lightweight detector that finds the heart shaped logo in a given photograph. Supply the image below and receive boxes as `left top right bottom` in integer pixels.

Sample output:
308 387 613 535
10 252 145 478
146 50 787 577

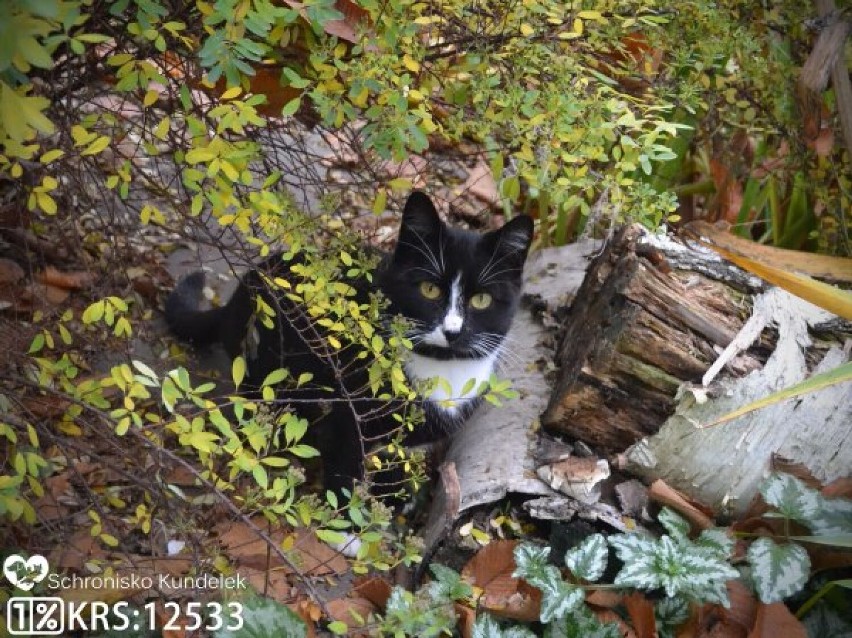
3 554 49 591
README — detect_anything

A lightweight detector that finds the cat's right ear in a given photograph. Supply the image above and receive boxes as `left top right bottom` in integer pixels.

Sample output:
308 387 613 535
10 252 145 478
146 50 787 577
399 191 442 239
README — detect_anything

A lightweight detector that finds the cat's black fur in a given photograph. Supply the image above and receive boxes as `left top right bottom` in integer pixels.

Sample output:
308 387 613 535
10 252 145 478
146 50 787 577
165 192 533 496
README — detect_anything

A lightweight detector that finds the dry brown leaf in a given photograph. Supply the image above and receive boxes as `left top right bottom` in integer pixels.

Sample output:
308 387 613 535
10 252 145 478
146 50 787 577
719 581 758 635
769 455 822 489
822 476 852 499
586 589 624 609
32 471 72 522
709 159 744 224
456 602 476 638
352 575 392 608
746 602 807 638
216 520 347 575
50 528 103 571
461 539 541 622
327 595 379 631
244 568 297 601
648 479 714 530
36 266 94 290
21 281 70 308
0 258 24 285
624 592 657 638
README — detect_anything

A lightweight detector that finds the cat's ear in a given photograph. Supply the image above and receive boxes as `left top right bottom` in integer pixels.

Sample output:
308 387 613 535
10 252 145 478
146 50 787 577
399 191 442 239
490 215 534 261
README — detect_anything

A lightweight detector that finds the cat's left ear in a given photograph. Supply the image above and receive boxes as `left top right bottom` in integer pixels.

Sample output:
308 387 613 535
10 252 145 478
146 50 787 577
399 191 442 239
491 215 534 263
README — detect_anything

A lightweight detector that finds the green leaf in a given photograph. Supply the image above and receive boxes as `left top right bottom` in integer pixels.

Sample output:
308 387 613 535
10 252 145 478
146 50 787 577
316 528 345 545
289 444 319 458
747 537 810 603
212 594 306 638
185 146 218 163
760 473 821 523
512 543 551 581
0 82 55 140
327 621 348 635
473 613 536 638
657 507 691 543
281 97 301 117
261 368 288 387
564 534 608 582
538 575 584 623
809 494 852 536
284 416 308 445
610 534 738 605
695 528 735 559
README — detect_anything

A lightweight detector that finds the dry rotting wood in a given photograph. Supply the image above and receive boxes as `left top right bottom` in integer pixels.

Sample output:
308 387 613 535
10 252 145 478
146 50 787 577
542 225 759 452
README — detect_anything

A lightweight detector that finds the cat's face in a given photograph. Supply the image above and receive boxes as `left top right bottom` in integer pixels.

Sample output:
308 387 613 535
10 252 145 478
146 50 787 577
380 192 533 360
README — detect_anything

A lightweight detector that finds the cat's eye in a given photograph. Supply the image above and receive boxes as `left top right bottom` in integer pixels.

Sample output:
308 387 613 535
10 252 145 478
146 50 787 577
419 281 442 300
470 292 492 310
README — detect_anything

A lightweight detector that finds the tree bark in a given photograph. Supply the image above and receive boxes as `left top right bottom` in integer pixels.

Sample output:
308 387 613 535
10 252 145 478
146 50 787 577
542 225 761 452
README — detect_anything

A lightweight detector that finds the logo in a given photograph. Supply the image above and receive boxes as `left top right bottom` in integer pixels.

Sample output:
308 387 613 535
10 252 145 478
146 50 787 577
3 554 49 591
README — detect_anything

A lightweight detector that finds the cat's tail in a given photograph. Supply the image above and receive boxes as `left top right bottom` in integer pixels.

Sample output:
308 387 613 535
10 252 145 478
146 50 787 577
165 271 228 346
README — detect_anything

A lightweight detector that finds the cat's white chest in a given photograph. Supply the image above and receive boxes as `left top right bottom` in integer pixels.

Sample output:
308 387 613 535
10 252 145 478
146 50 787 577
405 351 499 413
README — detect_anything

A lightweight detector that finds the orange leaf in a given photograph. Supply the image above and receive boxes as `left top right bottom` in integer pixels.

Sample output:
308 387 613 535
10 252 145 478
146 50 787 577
624 592 657 638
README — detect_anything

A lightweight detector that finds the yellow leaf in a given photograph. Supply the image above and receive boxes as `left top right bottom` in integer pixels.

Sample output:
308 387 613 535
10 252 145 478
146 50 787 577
153 115 170 140
387 177 412 191
402 54 420 73
81 135 110 156
577 10 604 20
520 23 534 36
221 86 242 100
40 149 64 163
232 356 246 388
143 89 160 107
36 192 57 215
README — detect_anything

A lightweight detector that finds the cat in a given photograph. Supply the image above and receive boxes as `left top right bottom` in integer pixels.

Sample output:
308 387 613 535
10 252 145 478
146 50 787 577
165 191 533 504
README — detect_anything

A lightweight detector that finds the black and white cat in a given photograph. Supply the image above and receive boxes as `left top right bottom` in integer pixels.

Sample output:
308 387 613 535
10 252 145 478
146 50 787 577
166 191 533 502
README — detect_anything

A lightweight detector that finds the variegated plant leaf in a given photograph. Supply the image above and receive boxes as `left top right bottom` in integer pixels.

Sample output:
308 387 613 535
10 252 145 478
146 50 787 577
513 543 551 581
537 568 585 624
695 528 735 560
543 605 623 638
473 613 536 638
612 535 738 604
809 494 852 536
564 533 608 582
657 507 690 542
747 537 810 603
760 473 821 522
654 595 691 638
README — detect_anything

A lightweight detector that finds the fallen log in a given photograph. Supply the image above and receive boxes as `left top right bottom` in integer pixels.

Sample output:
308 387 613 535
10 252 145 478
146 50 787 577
421 225 850 549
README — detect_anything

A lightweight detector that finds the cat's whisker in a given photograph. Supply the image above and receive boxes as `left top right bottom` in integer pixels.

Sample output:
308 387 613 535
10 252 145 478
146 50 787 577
479 267 522 287
478 246 520 285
